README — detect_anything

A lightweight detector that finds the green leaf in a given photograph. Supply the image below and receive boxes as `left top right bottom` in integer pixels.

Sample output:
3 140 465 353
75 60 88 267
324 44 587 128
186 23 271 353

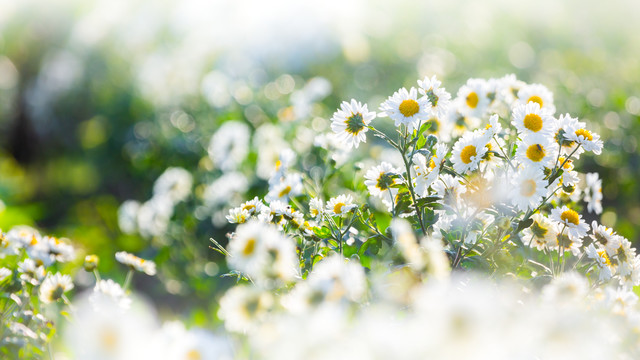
515 218 534 233
343 244 357 257
313 226 332 238
415 195 441 207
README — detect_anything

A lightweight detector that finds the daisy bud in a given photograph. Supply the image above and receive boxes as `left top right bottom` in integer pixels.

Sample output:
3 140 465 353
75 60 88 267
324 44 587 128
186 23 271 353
84 255 99 272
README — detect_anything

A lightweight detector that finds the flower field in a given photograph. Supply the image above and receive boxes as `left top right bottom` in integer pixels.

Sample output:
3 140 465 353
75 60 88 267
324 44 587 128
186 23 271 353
1 0 640 359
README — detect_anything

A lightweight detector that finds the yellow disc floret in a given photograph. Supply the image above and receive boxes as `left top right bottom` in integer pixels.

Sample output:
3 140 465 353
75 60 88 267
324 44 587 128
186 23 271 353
466 92 479 109
575 128 593 141
523 113 543 132
460 145 477 164
526 144 545 162
527 95 544 107
399 99 420 117
560 209 580 226
520 179 537 197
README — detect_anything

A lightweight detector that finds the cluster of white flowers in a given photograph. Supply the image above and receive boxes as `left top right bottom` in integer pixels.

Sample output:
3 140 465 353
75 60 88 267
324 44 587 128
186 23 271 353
0 225 77 354
210 74 640 357
63 278 233 360
118 167 192 238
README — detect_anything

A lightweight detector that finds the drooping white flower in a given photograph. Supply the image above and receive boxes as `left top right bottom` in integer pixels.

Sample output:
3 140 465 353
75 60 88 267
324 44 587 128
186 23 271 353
39 273 74 304
418 75 451 118
115 251 156 276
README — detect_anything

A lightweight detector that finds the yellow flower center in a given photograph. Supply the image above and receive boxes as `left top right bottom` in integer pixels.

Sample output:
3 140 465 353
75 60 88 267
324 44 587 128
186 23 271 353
525 144 545 162
185 350 202 360
523 113 543 132
527 95 544 107
399 99 420 117
560 209 580 226
531 221 548 238
597 249 612 266
100 328 118 352
460 145 477 164
428 158 436 170
333 202 345 214
242 204 256 212
466 92 479 109
278 186 292 198
242 238 256 256
520 179 537 197
575 128 593 141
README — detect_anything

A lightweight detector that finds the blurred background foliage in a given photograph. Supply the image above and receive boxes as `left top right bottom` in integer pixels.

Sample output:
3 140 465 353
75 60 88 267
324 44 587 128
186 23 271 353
1 0 639 321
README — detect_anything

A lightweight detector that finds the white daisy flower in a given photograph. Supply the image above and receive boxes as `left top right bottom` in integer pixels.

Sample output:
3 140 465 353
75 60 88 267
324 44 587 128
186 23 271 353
483 114 503 138
118 200 141 235
412 153 439 197
0 267 11 282
511 102 556 138
619 256 640 288
555 114 586 158
307 255 366 302
515 134 558 169
495 74 525 106
115 251 156 276
584 172 603 214
516 83 556 114
227 220 297 285
265 173 303 203
226 207 250 224
364 162 400 199
6 225 41 250
450 130 489 174
239 196 269 217
17 258 46 285
455 78 490 118
379 87 431 132
511 166 548 211
208 121 250 172
218 285 274 333
612 237 636 267
432 174 466 210
563 125 603 155
91 279 131 310
590 221 621 256
418 75 451 118
325 194 358 216
39 273 74 304
309 198 324 220
522 213 559 251
153 167 193 204
585 244 614 281
330 99 376 149
550 206 590 240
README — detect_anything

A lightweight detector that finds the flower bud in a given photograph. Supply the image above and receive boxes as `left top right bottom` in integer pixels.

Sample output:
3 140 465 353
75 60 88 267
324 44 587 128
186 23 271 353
84 255 99 272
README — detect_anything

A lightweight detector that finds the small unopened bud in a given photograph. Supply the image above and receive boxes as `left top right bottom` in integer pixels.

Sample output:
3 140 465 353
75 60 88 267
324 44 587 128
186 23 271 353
425 134 438 149
497 217 511 230
84 255 99 272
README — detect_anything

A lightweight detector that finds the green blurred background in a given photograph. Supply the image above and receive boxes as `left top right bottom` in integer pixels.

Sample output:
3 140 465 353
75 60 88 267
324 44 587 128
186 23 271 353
1 0 638 321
